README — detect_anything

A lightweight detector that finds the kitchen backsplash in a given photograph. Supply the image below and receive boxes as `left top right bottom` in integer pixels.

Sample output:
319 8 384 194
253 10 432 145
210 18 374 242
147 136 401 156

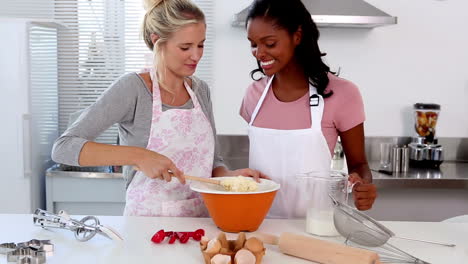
217 136 468 170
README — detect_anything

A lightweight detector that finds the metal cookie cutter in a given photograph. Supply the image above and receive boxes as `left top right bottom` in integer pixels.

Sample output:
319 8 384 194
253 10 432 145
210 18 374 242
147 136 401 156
1 239 53 264
0 243 17 254
33 209 123 242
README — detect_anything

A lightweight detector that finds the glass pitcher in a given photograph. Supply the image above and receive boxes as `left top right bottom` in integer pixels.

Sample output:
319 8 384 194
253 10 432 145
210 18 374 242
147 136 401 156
296 170 352 236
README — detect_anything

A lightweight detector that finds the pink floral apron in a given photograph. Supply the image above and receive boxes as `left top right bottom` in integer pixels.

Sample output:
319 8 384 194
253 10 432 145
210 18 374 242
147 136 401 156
124 70 214 217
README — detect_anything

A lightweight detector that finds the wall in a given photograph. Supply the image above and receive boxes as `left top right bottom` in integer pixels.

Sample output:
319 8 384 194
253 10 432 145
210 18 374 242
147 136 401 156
1 0 54 18
212 0 468 137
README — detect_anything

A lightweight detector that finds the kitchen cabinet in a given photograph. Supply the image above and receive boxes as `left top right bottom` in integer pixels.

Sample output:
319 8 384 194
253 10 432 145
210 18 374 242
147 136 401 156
367 161 468 222
46 168 126 215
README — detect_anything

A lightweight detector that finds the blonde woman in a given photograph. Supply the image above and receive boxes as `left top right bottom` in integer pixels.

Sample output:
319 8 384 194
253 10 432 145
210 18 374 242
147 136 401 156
52 0 263 217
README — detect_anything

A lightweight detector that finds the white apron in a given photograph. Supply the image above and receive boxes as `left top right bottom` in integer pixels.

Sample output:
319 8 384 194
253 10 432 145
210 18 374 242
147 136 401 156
124 70 214 217
248 76 331 219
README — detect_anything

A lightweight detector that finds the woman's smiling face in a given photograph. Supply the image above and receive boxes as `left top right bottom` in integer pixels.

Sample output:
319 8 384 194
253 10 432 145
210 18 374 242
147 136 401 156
162 22 206 78
247 17 301 76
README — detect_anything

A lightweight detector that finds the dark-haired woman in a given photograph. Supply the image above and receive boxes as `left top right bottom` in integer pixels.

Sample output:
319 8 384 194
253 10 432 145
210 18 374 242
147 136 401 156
239 0 377 218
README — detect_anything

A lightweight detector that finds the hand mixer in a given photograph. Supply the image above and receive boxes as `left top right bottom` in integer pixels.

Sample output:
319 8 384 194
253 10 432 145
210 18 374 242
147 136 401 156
33 209 123 242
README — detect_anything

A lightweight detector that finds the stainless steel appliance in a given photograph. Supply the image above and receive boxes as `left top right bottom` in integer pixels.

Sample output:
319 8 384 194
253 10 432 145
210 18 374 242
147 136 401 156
409 103 443 168
232 0 398 28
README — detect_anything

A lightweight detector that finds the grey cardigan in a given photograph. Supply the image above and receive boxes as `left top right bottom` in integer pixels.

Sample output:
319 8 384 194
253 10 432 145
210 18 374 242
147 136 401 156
52 72 226 187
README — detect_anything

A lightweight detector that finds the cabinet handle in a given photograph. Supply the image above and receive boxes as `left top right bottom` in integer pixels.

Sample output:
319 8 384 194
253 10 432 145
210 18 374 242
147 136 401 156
22 113 32 178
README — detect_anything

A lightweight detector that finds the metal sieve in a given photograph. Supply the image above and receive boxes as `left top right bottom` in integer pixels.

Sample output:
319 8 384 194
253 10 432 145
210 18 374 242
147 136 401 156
329 196 434 263
330 195 455 247
330 194 393 247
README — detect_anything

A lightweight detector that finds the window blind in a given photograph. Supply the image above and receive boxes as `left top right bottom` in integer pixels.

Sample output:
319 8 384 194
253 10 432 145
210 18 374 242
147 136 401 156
30 25 59 148
1 0 214 144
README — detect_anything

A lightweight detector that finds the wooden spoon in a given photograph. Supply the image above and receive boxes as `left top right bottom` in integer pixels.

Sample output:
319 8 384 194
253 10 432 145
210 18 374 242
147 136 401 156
132 166 221 185
132 167 260 191
183 174 222 185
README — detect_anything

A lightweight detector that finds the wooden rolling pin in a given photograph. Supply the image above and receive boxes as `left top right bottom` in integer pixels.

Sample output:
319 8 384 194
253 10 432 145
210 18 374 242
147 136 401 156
257 232 381 264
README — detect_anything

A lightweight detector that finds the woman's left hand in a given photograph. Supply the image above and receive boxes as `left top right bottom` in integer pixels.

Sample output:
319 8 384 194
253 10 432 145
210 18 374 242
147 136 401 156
349 173 377 211
226 168 270 182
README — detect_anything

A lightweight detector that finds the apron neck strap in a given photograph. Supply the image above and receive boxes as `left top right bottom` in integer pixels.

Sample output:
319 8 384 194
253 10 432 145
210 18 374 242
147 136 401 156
150 68 200 109
249 75 325 130
309 85 324 132
249 75 274 125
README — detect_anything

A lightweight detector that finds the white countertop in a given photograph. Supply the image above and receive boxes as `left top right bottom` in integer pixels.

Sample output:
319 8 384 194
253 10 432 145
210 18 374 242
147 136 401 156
0 214 466 264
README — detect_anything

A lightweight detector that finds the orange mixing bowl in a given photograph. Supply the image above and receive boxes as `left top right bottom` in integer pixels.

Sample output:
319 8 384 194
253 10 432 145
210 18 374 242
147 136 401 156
190 177 280 233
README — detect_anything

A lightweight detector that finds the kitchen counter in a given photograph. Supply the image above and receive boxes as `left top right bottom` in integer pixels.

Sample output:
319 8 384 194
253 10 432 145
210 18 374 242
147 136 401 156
366 162 468 221
45 163 468 221
46 166 124 179
371 162 468 180
0 214 466 264
47 162 468 182
46 162 468 191
369 161 468 188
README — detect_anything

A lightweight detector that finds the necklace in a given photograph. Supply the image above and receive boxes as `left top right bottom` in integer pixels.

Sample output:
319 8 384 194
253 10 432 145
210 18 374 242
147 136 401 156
160 83 189 106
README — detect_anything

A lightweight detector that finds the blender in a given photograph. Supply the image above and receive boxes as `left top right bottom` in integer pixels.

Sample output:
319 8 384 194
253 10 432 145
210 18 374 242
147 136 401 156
408 103 443 168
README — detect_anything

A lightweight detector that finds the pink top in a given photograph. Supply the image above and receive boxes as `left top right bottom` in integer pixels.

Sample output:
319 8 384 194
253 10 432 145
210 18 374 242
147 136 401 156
240 74 365 154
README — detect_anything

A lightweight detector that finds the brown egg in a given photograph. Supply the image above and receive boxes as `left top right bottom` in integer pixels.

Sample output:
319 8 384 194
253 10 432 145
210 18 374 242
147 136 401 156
211 254 232 264
217 232 229 249
205 238 222 254
219 247 233 255
244 237 264 253
234 249 256 264
234 232 246 251
200 236 209 250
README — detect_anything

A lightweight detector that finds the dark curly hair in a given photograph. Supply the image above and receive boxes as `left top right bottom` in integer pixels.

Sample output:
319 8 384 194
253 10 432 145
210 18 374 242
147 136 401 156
246 0 333 98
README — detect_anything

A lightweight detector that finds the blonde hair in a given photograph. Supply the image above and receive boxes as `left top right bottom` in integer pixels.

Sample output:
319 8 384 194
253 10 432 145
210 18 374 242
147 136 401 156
142 0 205 88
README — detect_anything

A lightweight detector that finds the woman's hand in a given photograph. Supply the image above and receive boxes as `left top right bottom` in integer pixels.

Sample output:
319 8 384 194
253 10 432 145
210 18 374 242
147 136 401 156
225 168 270 182
134 149 185 184
212 167 269 183
349 172 377 211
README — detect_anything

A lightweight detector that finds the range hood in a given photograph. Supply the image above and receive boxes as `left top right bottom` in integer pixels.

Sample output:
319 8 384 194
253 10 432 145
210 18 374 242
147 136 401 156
232 0 397 28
